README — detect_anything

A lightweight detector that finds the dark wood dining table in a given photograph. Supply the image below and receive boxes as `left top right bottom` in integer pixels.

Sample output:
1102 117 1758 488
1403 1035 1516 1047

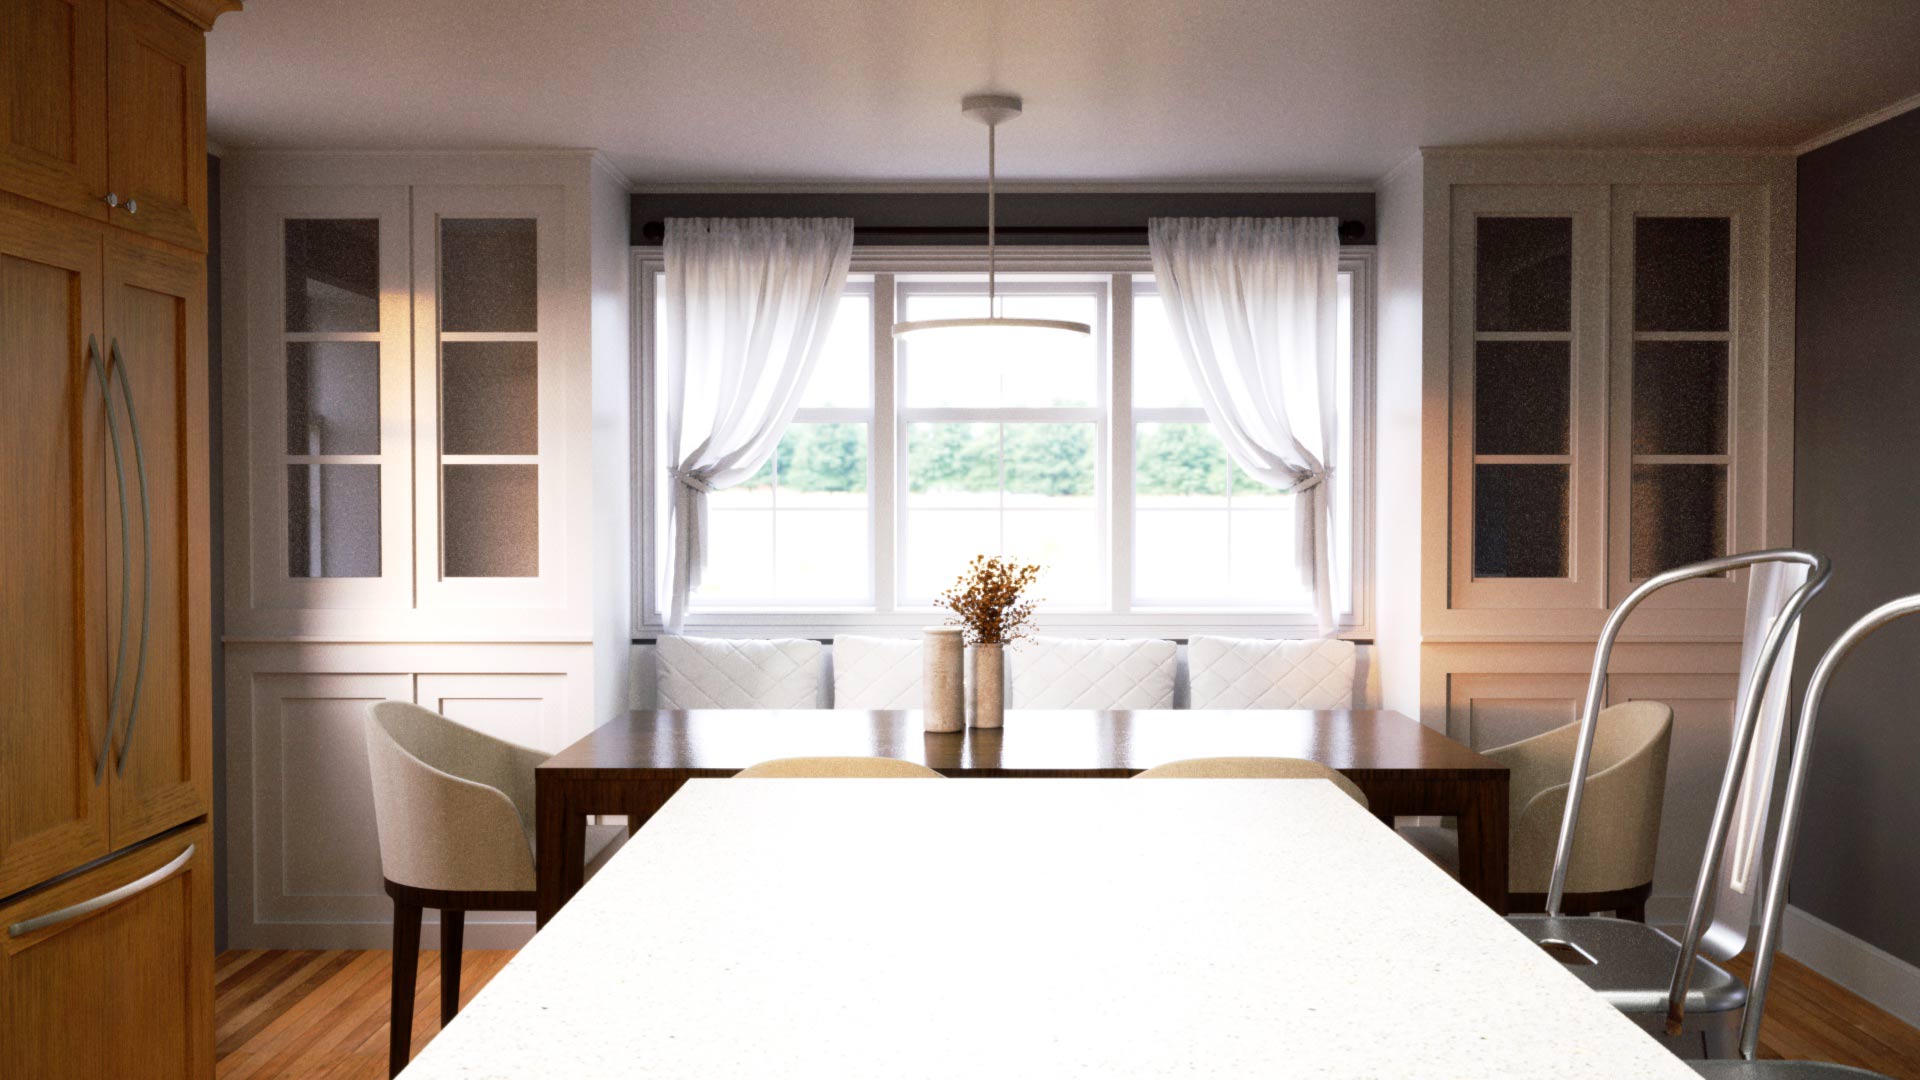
534 708 1509 926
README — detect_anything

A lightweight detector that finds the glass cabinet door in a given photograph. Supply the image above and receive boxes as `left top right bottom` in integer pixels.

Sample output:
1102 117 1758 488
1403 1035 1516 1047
247 186 411 614
1610 185 1765 607
413 187 562 609
1450 185 1609 613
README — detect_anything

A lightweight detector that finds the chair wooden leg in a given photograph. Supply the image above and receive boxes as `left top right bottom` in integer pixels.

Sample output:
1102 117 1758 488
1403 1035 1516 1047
390 898 422 1078
440 910 465 1026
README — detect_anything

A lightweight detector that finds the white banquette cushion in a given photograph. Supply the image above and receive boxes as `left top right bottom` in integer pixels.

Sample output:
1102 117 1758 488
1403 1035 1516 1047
655 635 825 709
831 635 924 709
1008 636 1178 709
1187 636 1356 709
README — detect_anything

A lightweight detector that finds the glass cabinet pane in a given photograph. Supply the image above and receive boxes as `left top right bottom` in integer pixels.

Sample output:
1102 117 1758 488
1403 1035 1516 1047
443 464 538 577
1475 217 1572 332
287 464 380 577
1631 464 1727 577
285 342 380 455
284 219 379 332
1475 341 1570 455
1634 217 1730 332
442 341 537 455
440 218 537 332
1474 464 1569 578
1633 341 1729 455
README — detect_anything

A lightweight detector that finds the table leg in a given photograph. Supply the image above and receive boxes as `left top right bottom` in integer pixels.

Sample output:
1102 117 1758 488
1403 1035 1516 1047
535 775 585 929
1455 776 1510 915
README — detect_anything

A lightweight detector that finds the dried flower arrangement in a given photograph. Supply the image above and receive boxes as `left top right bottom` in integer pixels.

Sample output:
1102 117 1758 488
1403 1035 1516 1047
938 555 1042 646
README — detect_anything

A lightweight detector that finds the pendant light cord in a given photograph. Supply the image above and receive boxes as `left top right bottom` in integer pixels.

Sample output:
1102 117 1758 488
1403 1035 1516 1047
987 120 997 317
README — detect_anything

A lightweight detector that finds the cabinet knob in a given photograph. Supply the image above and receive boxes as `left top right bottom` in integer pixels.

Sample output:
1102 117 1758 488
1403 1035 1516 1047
124 199 137 215
103 192 119 208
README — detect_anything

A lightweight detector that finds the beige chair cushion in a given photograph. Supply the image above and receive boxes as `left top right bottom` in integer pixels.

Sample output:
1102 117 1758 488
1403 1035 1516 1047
1133 756 1369 809
1398 701 1674 894
364 701 549 893
735 756 945 779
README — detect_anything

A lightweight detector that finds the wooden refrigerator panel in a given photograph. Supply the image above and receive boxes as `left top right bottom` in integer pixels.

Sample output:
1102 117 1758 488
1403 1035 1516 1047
0 825 212 1080
103 231 209 850
0 199 110 896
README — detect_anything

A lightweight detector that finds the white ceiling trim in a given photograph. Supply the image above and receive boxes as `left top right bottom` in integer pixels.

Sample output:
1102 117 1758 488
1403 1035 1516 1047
1795 90 1920 156
626 180 1378 195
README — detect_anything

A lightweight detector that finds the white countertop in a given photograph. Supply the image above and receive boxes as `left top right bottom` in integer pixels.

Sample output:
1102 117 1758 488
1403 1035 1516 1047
402 779 1697 1079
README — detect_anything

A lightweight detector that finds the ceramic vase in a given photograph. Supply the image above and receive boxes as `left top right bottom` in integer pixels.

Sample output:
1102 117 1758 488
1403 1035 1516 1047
971 643 1005 729
922 627 965 733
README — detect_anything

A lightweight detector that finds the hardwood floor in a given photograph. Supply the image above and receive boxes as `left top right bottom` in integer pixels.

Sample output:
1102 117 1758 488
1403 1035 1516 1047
215 947 1920 1079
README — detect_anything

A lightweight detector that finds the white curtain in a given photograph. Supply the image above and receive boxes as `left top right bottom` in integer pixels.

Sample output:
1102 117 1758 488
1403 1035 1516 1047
662 217 855 630
1147 217 1341 634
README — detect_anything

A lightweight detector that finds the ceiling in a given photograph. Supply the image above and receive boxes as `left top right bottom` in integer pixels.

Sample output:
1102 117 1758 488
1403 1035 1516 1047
205 0 1920 185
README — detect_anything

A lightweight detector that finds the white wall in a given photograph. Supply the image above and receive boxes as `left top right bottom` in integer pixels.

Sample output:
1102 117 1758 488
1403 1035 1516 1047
1373 154 1424 725
589 155 633 726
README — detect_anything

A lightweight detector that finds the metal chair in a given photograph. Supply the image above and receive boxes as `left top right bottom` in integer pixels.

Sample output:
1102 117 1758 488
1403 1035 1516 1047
1133 756 1369 809
1507 550 1831 1059
1682 593 1920 1080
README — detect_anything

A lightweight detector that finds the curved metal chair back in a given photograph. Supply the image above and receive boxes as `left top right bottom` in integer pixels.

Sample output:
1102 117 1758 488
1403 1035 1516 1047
1541 550 1830 1032
1730 592 1920 1061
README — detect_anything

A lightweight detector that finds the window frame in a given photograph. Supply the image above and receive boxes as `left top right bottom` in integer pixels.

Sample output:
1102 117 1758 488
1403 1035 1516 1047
632 245 1376 639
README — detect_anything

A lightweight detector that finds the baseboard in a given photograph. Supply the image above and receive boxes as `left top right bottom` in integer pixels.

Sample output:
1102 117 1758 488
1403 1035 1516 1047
1780 905 1920 1029
228 916 537 952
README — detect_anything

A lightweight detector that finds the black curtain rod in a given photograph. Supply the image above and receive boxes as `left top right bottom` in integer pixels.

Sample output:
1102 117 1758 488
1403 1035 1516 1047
638 220 1367 244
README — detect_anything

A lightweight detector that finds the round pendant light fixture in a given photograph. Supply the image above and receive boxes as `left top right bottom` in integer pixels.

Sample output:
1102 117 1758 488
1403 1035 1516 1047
890 94 1093 339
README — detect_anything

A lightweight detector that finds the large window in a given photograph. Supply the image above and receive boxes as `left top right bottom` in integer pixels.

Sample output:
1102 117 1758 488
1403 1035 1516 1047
640 252 1372 633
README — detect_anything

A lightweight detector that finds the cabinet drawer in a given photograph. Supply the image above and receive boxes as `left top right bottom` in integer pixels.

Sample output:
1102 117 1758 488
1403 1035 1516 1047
0 824 212 1080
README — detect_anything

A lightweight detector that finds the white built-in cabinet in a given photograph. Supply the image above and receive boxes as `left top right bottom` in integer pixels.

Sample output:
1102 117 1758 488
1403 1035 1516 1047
1398 150 1795 923
219 152 630 947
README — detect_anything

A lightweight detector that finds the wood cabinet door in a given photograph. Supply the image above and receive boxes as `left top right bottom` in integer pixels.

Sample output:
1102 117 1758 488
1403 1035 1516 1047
0 0 110 222
103 231 209 850
104 0 206 250
0 824 212 1080
0 199 112 898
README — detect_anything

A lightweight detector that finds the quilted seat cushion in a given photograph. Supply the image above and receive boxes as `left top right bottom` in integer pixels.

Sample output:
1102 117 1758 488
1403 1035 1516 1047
656 635 825 709
1009 636 1176 709
1188 636 1355 709
832 636 924 709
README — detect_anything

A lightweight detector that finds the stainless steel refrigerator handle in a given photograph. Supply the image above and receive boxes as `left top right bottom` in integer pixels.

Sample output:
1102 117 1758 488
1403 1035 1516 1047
1545 550 1830 915
6 843 195 938
87 334 131 786
1735 592 1920 1059
108 339 153 776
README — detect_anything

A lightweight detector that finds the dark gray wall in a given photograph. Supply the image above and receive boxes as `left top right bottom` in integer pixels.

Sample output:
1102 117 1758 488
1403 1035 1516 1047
630 191 1375 246
207 153 227 951
1791 105 1920 966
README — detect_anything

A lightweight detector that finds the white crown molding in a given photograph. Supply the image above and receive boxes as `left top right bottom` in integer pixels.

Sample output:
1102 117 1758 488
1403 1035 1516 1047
590 149 634 189
1795 90 1920 156
1377 150 1424 190
626 180 1376 195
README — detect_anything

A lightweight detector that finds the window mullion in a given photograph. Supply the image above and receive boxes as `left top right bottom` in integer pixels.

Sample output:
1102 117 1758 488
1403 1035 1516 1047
1110 272 1133 614
873 273 898 613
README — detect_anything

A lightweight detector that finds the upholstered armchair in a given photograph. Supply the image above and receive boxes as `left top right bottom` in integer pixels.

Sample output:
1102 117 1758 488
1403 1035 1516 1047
1402 700 1673 919
365 702 621 1076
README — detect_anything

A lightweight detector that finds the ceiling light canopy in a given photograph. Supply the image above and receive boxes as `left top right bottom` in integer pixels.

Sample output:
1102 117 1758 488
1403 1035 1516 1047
890 94 1093 339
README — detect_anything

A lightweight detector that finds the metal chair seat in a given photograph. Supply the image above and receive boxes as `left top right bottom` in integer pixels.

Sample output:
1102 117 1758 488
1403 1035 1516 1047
1691 1062 1891 1079
1508 915 1747 1014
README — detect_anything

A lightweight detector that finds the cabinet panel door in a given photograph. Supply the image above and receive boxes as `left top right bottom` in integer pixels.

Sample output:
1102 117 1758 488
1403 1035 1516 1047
104 0 206 250
0 0 110 220
103 233 209 849
0 825 212 1080
0 201 110 897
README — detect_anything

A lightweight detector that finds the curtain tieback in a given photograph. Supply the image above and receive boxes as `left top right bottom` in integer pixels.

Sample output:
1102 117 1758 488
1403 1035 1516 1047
672 469 715 495
1291 467 1331 495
